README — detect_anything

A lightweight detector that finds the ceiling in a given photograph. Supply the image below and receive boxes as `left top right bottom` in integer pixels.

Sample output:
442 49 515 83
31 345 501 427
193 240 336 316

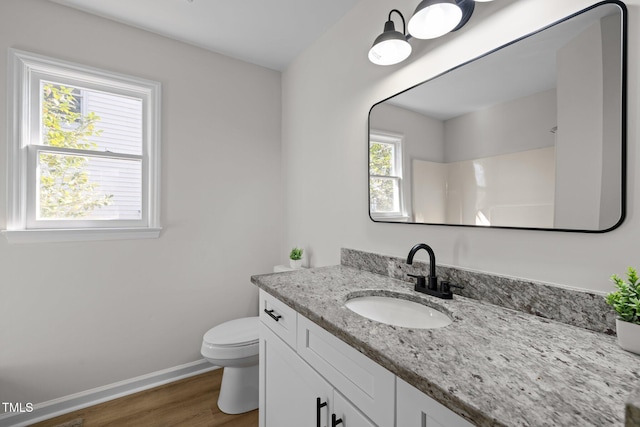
386 3 618 120
49 0 360 71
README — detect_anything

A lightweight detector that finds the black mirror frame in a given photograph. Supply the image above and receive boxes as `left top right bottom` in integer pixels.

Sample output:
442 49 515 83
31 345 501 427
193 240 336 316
368 0 627 233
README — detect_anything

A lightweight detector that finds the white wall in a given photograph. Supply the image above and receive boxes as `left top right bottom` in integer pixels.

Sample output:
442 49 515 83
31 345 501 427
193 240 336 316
0 0 282 405
369 103 444 162
282 0 638 292
555 20 604 230
444 89 557 162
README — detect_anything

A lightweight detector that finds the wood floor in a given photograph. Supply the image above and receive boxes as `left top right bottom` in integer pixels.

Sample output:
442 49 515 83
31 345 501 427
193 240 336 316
29 369 258 427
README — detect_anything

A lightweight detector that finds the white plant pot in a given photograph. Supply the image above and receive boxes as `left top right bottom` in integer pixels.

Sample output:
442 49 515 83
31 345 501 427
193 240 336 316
616 319 640 355
289 259 302 269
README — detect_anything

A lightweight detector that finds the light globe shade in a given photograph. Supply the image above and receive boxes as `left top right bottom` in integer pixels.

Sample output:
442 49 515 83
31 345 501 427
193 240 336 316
368 29 412 65
408 0 463 39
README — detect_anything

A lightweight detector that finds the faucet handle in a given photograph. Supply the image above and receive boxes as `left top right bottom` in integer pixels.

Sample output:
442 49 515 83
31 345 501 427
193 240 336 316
407 273 426 289
440 281 464 295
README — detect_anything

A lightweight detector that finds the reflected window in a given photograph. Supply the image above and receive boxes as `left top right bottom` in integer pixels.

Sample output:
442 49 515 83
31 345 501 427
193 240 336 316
369 132 406 219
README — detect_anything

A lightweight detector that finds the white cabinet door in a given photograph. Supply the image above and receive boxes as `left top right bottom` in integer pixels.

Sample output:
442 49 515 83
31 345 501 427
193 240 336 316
396 378 475 427
260 322 333 427
297 315 395 427
332 392 377 427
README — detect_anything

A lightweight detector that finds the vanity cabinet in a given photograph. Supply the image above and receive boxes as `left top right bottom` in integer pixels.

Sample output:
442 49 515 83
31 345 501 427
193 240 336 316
333 392 376 427
259 289 473 427
259 290 390 427
260 323 375 427
295 315 395 426
259 322 331 426
397 378 475 427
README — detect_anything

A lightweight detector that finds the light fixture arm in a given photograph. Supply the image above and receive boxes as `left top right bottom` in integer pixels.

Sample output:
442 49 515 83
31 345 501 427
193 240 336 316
388 9 408 38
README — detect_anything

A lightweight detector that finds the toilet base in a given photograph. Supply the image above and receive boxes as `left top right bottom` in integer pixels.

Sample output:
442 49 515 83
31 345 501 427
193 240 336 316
217 364 259 414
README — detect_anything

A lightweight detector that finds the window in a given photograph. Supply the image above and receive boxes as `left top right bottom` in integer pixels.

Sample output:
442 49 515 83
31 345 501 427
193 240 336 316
4 49 161 243
369 132 407 220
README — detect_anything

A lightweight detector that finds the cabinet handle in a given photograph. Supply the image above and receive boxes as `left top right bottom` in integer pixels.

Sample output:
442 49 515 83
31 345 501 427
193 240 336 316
316 398 327 427
263 309 282 322
331 414 343 426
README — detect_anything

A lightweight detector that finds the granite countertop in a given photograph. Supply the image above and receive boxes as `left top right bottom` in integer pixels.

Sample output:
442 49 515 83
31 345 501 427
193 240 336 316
251 265 640 427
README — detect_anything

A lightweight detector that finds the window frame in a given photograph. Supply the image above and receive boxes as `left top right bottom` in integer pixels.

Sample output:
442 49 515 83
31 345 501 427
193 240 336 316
4 49 162 243
369 131 409 221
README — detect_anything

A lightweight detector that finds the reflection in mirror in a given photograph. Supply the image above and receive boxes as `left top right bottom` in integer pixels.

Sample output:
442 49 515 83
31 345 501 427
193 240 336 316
369 1 626 232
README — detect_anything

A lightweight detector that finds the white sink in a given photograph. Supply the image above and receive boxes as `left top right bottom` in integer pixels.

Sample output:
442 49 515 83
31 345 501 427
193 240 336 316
345 295 452 329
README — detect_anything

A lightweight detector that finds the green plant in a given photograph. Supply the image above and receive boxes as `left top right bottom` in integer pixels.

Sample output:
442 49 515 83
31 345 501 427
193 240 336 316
606 267 640 325
289 247 303 261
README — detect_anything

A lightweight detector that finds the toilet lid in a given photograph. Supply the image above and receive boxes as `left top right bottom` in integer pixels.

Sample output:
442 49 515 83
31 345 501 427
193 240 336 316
203 316 259 347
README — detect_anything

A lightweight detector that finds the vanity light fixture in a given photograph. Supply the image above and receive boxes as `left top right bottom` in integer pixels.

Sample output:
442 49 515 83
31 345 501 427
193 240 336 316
369 0 493 65
368 9 412 66
408 0 467 39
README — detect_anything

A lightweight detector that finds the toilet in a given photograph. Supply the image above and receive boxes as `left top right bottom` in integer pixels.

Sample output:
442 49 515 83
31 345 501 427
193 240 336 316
201 316 259 414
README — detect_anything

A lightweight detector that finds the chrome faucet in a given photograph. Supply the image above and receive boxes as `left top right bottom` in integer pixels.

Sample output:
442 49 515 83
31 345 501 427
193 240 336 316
406 243 463 299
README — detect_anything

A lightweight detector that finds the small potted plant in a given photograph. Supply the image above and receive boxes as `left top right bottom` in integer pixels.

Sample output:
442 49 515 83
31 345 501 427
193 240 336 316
289 247 304 269
606 267 640 355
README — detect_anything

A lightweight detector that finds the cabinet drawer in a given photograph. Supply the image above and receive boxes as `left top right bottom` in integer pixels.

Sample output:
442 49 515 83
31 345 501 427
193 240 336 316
297 314 395 427
259 289 297 348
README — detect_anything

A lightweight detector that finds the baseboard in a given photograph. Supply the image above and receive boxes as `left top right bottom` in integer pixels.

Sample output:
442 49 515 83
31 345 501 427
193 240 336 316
0 359 218 427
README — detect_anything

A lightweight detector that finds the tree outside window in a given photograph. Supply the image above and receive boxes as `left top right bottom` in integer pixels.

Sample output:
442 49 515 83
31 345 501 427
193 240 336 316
39 83 113 219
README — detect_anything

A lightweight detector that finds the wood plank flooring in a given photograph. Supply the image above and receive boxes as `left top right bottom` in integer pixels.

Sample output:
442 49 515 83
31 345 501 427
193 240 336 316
29 369 258 427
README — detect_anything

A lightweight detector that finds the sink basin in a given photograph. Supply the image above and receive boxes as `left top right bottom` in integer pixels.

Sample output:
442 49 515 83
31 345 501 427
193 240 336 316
345 295 452 329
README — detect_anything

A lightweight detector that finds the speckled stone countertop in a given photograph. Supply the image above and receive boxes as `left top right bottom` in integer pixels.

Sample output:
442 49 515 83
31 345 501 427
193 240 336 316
251 265 640 427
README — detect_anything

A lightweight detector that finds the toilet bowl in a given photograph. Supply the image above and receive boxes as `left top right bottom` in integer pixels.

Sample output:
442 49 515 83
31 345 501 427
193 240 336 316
201 316 259 414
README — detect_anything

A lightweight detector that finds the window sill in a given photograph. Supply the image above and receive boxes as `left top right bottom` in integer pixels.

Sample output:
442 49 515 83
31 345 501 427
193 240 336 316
370 214 410 222
2 227 162 244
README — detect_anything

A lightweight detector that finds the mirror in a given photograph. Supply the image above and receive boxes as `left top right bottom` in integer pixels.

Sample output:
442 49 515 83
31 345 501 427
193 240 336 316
368 1 626 232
